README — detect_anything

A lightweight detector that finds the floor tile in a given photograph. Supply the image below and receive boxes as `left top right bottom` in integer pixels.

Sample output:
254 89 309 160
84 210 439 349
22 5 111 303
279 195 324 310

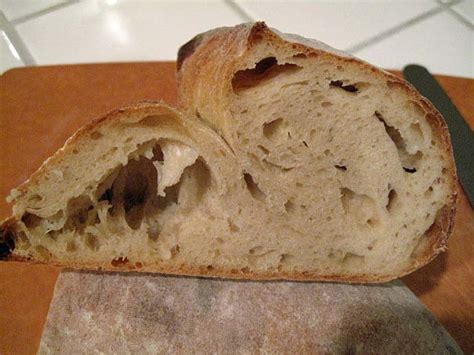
16 0 245 64
236 0 438 51
0 30 24 73
452 0 474 25
0 0 67 21
354 11 473 77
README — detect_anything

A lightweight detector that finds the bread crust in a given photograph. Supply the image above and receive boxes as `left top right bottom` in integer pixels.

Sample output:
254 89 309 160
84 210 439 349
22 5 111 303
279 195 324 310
177 22 457 282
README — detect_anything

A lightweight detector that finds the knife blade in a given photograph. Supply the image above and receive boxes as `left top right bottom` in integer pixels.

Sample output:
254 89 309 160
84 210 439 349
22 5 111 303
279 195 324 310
403 64 474 207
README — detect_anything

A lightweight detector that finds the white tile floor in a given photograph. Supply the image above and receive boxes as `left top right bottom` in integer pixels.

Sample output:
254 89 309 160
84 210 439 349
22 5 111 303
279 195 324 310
0 0 473 77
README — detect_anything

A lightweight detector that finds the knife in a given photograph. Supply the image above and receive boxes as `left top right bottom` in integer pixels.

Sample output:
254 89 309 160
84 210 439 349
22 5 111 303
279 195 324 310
403 64 474 207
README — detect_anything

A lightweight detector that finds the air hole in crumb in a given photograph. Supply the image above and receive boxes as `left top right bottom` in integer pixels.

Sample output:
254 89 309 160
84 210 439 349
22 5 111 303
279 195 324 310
228 218 240 233
66 241 76 252
321 101 333 108
170 245 180 258
284 200 296 213
111 256 129 267
148 225 160 242
241 267 250 273
257 145 270 155
135 262 143 268
341 188 378 226
386 189 398 212
85 234 99 250
293 53 307 59
232 57 302 93
137 115 161 127
424 186 434 197
206 265 214 271
375 111 422 172
302 141 308 147
249 246 264 255
28 194 43 203
64 196 95 232
330 80 358 93
152 145 164 161
244 173 266 201
342 253 365 267
106 157 161 230
263 118 286 140
34 245 51 260
90 131 103 140
21 213 42 229
367 219 376 226
72 149 79 154
99 188 113 203
410 122 424 141
279 253 294 266
334 164 347 172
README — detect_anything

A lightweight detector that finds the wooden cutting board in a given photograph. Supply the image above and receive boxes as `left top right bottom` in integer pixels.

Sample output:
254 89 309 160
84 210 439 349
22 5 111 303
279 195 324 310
0 63 473 354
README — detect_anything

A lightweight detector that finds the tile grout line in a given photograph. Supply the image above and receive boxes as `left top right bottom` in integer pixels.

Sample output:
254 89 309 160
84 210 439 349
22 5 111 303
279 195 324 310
435 0 473 29
444 6 474 29
346 5 446 54
0 11 35 66
224 0 255 22
11 0 80 25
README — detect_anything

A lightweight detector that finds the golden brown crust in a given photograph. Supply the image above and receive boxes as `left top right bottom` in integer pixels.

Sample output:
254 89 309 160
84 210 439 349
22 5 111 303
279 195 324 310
177 22 457 280
177 34 204 71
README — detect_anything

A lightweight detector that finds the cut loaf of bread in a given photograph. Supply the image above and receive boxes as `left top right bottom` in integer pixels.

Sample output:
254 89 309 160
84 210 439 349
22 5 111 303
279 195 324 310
0 23 456 283
177 22 457 281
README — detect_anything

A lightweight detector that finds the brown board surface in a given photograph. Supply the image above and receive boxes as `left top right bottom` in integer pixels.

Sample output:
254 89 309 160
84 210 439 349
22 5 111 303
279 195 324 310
0 63 472 354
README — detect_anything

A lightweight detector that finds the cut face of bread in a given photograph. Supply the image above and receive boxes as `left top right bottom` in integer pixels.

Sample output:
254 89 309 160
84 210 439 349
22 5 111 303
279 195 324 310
0 103 250 272
177 22 457 281
1 24 456 283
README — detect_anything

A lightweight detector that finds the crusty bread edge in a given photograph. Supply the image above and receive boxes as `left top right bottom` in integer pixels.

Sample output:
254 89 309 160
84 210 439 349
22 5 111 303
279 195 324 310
176 22 458 281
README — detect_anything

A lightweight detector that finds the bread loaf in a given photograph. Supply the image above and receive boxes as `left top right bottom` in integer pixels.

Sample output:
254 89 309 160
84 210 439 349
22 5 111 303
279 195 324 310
177 22 457 281
0 23 456 282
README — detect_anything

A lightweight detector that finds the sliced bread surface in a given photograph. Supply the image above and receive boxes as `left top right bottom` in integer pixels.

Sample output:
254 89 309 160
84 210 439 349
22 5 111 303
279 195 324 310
177 22 457 281
1 23 457 282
